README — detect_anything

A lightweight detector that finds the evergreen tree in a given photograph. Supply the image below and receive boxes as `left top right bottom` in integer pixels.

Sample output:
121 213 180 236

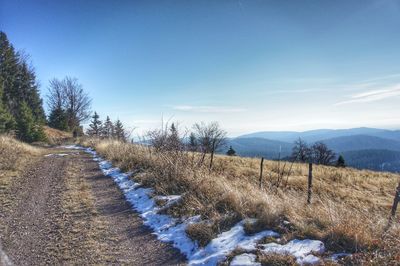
0 31 46 141
114 119 126 141
16 101 45 142
167 123 181 150
0 103 15 133
86 111 102 137
226 146 236 156
188 132 198 152
102 116 114 138
0 81 15 133
336 155 346 168
48 106 68 131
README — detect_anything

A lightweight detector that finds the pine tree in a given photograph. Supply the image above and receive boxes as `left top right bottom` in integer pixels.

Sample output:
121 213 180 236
336 155 346 168
167 123 181 150
0 31 46 140
0 103 14 133
114 119 126 141
102 116 114 138
86 112 102 137
188 132 198 152
48 106 68 131
0 80 15 133
226 146 236 156
16 101 45 142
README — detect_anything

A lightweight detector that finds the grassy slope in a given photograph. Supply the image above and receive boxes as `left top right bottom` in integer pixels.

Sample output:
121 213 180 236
43 126 73 145
82 138 400 264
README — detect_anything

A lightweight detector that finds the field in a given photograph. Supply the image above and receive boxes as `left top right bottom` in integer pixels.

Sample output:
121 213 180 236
80 138 400 265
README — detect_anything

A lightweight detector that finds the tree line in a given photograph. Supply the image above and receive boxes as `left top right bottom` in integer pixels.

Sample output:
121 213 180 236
291 138 345 167
147 121 227 169
86 111 127 141
0 31 46 142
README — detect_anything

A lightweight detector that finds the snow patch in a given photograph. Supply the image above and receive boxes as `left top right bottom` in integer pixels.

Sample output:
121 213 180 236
190 221 278 265
230 253 260 266
260 239 325 265
44 153 69 157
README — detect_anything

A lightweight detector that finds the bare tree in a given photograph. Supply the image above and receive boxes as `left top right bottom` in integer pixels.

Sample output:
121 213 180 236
47 76 91 131
291 138 311 162
311 142 336 165
47 78 65 111
193 121 227 169
63 77 91 129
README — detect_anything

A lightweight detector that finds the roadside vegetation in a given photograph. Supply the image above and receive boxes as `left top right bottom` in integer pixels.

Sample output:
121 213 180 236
0 135 44 223
79 124 400 264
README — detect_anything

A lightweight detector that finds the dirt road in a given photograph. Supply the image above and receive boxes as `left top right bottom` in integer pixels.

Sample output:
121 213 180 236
0 147 185 265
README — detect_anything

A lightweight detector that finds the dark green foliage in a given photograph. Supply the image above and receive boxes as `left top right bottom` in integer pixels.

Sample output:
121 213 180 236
102 116 114 138
0 101 15 133
0 31 46 142
48 106 69 131
16 102 46 142
114 119 126 141
188 132 198 152
336 155 346 168
226 146 236 156
86 111 102 137
0 81 15 133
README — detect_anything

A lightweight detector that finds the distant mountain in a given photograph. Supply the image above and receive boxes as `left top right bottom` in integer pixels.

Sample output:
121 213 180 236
237 127 400 143
228 127 400 173
341 149 400 172
225 138 292 159
322 135 400 152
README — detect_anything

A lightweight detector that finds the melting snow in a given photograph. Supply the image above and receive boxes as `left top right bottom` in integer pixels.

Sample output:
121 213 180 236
260 239 325 265
44 153 69 157
230 253 260 266
64 145 329 265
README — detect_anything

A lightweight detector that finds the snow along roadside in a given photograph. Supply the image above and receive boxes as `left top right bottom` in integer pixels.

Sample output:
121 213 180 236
64 145 336 265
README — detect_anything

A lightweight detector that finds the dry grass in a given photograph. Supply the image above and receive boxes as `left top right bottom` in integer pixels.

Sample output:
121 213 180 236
80 138 400 264
258 253 297 266
0 134 43 171
57 159 110 263
0 135 44 209
43 126 72 145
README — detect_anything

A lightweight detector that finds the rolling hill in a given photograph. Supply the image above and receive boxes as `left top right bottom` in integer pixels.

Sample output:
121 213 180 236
229 128 400 173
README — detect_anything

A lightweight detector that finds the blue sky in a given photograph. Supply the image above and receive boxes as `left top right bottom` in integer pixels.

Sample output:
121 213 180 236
1 0 400 136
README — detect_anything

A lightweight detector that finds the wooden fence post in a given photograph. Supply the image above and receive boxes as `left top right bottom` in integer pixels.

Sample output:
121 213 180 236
390 181 400 218
259 157 264 189
307 163 313 204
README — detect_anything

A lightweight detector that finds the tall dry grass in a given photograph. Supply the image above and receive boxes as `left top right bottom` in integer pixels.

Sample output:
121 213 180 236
43 126 73 145
80 138 400 264
0 134 43 171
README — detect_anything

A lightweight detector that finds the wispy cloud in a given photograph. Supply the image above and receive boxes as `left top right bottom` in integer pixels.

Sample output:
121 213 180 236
171 105 246 113
335 84 400 105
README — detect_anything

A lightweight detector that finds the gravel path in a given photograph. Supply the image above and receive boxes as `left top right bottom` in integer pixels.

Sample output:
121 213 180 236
0 148 186 265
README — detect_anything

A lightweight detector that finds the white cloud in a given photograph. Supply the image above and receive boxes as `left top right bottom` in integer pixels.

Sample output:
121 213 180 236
171 105 246 113
335 84 400 105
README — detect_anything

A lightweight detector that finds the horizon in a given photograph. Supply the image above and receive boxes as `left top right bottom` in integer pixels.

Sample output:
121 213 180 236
2 0 400 137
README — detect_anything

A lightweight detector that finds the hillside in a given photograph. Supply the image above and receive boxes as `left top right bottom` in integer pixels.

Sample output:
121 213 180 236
323 135 400 152
342 149 400 172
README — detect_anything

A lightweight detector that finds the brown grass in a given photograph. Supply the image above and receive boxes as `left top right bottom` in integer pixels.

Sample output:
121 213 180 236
258 253 297 266
57 159 110 263
79 138 400 264
43 126 72 145
0 135 44 210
